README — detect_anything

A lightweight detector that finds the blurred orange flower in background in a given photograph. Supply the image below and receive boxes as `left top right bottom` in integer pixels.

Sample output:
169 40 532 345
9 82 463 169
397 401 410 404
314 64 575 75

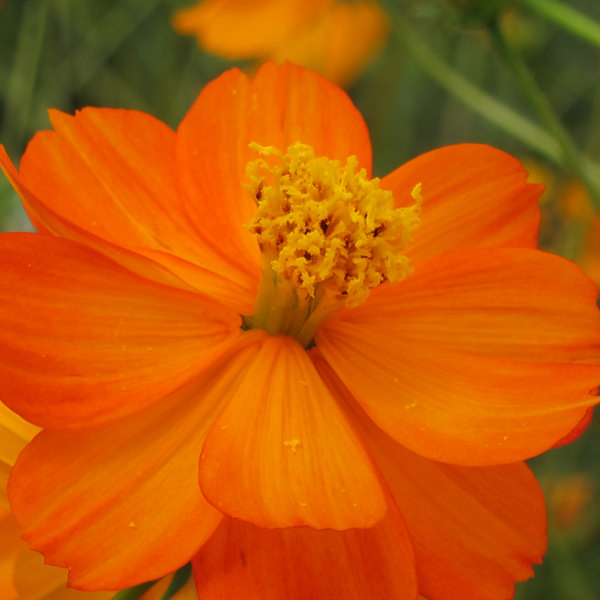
526 162 600 288
172 0 389 86
546 473 595 530
0 62 599 599
551 180 600 288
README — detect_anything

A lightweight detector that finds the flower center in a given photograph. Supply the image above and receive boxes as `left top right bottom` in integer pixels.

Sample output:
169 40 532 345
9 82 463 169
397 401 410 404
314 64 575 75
243 141 422 347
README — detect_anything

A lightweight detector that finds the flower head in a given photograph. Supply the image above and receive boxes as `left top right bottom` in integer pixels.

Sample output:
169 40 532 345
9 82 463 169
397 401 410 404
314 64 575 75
1 62 599 599
243 141 422 345
172 0 388 86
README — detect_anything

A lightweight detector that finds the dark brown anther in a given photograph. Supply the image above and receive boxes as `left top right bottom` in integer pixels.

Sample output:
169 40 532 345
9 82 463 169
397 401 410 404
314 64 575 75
255 182 264 201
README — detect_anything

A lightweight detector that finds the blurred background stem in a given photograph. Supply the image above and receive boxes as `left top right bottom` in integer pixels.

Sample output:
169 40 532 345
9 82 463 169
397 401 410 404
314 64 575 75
390 13 560 158
54 0 163 94
488 14 600 208
0 0 48 153
382 1 600 211
516 0 600 48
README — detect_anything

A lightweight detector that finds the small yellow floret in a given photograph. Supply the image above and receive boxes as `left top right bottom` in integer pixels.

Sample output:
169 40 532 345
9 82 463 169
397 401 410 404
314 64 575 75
246 142 421 305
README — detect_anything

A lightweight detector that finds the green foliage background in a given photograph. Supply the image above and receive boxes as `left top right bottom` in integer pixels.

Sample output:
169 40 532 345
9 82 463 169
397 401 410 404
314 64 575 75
0 1 599 598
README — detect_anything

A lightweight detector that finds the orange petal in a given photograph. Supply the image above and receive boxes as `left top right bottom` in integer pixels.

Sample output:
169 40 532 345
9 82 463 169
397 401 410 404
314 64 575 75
1 110 254 314
317 248 600 465
25 108 186 246
377 450 545 599
3 144 220 305
271 0 389 87
0 233 240 429
192 509 417 600
8 379 227 590
176 62 372 304
0 510 22 600
0 465 10 512
13 539 114 600
552 406 594 448
172 0 332 58
0 404 39 514
0 403 38 468
382 144 542 265
315 354 546 600
199 330 386 529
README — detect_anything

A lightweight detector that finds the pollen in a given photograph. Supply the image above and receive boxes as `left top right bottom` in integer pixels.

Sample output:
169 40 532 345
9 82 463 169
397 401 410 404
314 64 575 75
243 141 421 347
246 142 421 305
283 439 302 452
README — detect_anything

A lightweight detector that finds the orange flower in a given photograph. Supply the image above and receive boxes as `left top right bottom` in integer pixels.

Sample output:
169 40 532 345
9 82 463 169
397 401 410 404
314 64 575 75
172 0 388 86
550 179 600 288
524 161 600 288
1 62 599 599
546 473 595 530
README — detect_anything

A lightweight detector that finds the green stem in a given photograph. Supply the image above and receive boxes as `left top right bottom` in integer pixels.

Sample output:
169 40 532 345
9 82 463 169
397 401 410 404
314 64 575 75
0 0 48 152
382 6 600 210
391 15 561 159
109 563 191 600
517 0 600 49
159 563 192 600
488 16 600 207
56 0 163 93
111 580 158 600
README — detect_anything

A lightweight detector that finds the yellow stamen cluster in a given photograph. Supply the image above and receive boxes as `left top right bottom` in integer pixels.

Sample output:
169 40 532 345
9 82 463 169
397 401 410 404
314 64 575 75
244 141 421 346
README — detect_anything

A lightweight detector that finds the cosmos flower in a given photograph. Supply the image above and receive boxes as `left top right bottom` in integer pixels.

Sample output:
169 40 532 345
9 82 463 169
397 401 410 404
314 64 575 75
0 62 599 599
172 0 388 86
